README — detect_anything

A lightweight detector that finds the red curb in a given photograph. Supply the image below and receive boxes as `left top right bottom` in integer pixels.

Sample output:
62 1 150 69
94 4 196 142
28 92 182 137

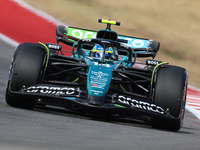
0 0 70 53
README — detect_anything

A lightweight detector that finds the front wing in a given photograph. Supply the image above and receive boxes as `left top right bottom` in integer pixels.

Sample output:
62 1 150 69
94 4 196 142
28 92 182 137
8 83 179 121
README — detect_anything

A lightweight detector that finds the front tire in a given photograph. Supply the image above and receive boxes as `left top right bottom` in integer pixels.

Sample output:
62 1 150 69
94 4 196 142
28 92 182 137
151 65 188 131
5 43 46 109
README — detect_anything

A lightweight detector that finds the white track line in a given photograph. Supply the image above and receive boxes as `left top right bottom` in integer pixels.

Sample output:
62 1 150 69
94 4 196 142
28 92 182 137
0 33 18 47
11 0 66 26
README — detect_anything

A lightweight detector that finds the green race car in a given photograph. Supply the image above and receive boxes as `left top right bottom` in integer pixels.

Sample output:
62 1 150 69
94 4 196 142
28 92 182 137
6 19 188 131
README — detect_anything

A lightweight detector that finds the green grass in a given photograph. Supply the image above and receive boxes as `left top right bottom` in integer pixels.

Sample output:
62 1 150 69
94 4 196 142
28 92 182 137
24 0 200 88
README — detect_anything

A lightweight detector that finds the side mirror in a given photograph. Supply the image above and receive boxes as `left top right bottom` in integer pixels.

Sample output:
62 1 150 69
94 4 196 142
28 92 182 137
56 25 68 37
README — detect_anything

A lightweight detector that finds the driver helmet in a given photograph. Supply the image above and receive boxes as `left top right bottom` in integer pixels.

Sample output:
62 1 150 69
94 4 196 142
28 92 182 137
90 44 113 59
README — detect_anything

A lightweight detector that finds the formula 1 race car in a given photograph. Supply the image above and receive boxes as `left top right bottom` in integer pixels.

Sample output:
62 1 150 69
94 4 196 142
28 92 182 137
5 19 188 131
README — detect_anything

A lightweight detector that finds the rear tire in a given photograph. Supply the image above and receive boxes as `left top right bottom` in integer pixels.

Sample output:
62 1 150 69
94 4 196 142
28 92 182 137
151 65 187 131
5 43 46 109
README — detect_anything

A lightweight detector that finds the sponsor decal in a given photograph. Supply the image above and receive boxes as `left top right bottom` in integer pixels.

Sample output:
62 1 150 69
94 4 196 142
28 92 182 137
118 36 147 48
69 28 96 39
91 90 103 95
25 86 75 95
120 43 129 49
146 59 162 66
48 44 60 49
82 38 92 42
132 40 144 48
91 71 109 77
92 83 104 88
118 95 165 114
93 62 111 67
90 71 109 89
46 43 62 50
92 83 98 87
147 60 159 65
9 57 14 74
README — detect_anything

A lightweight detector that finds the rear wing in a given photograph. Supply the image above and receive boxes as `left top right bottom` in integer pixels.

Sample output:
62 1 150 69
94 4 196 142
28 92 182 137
56 26 160 58
67 26 159 51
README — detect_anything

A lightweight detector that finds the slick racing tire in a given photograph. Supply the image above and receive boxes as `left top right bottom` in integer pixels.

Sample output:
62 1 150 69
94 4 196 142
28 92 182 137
151 65 187 131
5 43 46 109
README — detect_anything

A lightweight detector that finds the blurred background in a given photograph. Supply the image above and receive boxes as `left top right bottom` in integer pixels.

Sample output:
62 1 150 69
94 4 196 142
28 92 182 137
20 0 200 88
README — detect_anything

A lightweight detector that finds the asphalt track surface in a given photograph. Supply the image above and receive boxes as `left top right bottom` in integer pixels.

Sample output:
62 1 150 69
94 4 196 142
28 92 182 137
0 40 200 150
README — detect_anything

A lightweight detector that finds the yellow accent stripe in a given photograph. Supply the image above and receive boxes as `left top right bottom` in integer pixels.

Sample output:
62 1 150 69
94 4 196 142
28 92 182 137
72 77 79 83
151 62 169 85
114 104 126 108
92 50 113 53
92 50 102 53
101 19 117 25
38 42 50 67
120 84 126 91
